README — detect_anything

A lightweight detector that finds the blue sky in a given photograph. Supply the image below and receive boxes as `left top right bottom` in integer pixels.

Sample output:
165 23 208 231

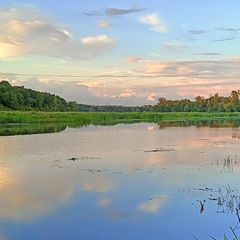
1 1 240 106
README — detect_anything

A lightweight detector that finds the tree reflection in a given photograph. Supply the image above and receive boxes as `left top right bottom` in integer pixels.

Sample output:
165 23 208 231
0 124 67 136
157 119 240 129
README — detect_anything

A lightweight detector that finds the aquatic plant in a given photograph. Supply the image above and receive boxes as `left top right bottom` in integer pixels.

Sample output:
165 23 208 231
1 111 240 125
193 185 240 239
0 111 164 125
213 156 240 173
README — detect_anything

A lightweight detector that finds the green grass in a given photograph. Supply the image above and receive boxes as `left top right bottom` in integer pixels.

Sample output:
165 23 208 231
0 111 161 125
0 111 240 125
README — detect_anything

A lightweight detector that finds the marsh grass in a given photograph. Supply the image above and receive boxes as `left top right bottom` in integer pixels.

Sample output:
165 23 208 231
1 111 240 125
0 111 163 125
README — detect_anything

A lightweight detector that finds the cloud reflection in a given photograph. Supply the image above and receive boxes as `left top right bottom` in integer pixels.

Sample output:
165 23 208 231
0 235 8 240
98 198 111 207
138 194 167 214
0 172 74 223
82 177 114 193
0 167 14 190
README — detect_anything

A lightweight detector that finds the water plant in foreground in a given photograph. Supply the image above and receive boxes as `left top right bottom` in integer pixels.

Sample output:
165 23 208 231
192 184 240 239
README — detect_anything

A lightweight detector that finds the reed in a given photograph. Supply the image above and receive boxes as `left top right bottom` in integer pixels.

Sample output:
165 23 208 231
0 111 163 124
1 111 240 125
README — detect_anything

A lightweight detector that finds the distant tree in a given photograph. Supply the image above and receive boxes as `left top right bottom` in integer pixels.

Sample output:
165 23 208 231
155 90 240 113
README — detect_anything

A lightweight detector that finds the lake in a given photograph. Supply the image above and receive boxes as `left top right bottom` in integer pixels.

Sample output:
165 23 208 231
1 121 240 239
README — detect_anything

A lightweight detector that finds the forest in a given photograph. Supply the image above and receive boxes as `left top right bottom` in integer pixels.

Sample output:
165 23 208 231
0 81 78 111
155 91 240 112
1 80 240 112
80 90 240 112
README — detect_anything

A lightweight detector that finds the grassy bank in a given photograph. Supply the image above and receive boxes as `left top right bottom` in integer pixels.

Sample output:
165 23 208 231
1 111 240 125
0 111 162 125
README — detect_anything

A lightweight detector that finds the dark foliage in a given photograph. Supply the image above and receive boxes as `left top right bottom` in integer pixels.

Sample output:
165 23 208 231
155 91 240 112
2 80 240 112
0 81 78 111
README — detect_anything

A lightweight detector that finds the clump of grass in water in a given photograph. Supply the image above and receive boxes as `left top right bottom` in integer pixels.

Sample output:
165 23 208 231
191 184 240 239
192 227 239 239
207 227 239 240
213 156 240 173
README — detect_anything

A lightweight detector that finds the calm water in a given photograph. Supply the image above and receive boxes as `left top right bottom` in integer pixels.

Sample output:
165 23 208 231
1 122 240 239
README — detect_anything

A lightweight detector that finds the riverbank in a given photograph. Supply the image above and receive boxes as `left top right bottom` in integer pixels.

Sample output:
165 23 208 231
1 111 240 125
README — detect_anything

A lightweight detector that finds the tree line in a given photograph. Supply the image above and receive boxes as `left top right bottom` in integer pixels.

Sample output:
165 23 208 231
155 91 240 112
1 80 240 112
78 103 153 112
0 81 78 111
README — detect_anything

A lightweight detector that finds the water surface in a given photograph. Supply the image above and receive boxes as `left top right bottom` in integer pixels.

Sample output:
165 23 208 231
1 122 240 239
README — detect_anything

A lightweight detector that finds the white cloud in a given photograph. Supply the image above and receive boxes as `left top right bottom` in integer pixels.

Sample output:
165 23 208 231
124 55 142 63
5 54 240 105
150 52 162 57
5 76 158 106
118 89 136 97
81 35 115 45
137 59 240 77
147 93 157 101
97 20 113 28
140 61 168 74
0 42 24 58
0 7 116 60
137 13 167 33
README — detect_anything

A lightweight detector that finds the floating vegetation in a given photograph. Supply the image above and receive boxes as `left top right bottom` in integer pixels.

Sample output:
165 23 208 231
145 147 175 153
68 157 78 161
199 200 205 214
67 156 102 161
78 169 108 173
50 165 67 169
113 171 122 174
192 185 240 239
212 155 240 172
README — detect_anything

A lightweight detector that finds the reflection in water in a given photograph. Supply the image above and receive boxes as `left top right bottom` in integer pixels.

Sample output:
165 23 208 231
98 198 111 207
1 118 240 136
0 167 13 190
193 184 240 234
138 194 168 214
0 124 66 136
0 169 73 223
1 123 240 239
81 177 114 193
232 129 240 139
157 119 240 128
212 155 240 173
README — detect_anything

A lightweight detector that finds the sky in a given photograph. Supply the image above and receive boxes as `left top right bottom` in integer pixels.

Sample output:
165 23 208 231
0 0 240 106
